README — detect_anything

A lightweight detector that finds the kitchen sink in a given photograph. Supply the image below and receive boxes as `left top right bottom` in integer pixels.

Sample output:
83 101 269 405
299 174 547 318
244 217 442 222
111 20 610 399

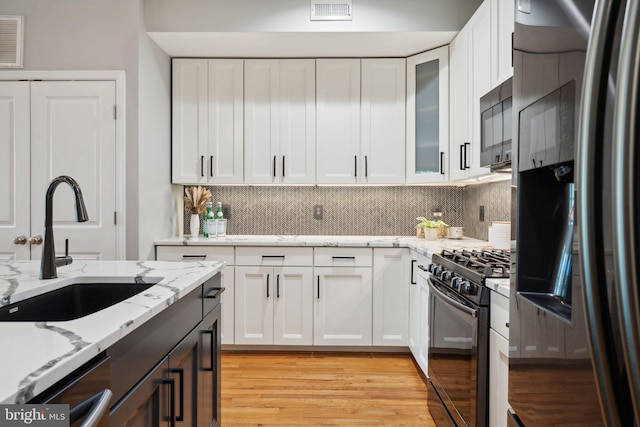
0 277 163 322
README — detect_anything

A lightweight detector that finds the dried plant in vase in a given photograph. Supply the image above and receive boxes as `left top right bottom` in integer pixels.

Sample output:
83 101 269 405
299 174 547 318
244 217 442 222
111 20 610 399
184 186 212 236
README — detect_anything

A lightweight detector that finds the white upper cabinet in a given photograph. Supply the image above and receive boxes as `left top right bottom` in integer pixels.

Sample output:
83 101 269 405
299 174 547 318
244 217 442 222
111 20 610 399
172 58 244 184
406 46 450 184
244 59 315 184
492 0 515 87
449 28 472 181
361 59 406 184
316 59 361 184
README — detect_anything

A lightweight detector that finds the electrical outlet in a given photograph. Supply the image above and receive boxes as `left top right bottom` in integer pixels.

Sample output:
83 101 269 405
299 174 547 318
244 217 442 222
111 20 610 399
479 205 485 222
314 205 323 220
223 205 230 220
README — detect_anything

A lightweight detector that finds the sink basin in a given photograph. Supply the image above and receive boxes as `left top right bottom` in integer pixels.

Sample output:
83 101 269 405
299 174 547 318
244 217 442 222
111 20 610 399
0 277 164 322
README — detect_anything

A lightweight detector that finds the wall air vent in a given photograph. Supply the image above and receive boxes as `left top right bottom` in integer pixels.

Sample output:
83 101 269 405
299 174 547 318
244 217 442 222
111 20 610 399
0 16 24 68
310 1 352 21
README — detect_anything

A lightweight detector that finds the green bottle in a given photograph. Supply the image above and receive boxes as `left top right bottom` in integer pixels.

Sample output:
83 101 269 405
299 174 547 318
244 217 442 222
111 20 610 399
204 202 214 238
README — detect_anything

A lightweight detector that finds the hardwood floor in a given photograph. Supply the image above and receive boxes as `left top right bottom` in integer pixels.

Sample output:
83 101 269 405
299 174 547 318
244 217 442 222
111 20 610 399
221 351 436 426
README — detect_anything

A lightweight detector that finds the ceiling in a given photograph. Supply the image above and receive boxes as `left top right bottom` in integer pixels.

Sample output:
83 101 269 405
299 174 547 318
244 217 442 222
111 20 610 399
147 31 458 58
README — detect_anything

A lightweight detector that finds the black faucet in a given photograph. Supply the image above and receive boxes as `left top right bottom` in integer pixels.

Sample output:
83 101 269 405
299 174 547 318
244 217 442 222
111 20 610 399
40 176 89 280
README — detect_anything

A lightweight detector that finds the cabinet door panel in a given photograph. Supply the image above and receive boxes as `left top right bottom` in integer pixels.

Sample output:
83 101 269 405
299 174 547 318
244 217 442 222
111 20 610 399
199 304 221 427
314 267 372 346
490 328 509 427
280 59 316 184
0 81 30 261
208 59 244 184
449 30 471 181
406 47 449 183
234 266 274 344
373 248 410 346
273 267 313 345
172 59 208 184
30 80 117 261
244 60 280 184
361 59 406 184
316 59 360 184
168 328 199 427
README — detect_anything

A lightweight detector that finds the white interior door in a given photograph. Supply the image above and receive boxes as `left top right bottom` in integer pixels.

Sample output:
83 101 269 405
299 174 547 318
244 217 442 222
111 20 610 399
30 81 117 261
0 82 30 261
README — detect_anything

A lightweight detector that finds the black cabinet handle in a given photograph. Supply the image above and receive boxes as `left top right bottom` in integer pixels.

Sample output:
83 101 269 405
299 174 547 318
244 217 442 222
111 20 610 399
506 322 509 328
440 151 445 175
277 274 280 298
459 145 465 171
200 156 204 177
317 275 320 299
282 156 285 177
170 368 184 422
204 287 225 299
273 155 276 178
182 254 206 260
162 378 176 427
262 255 285 259
365 155 368 177
332 256 355 260
266 274 270 298
411 259 417 285
354 155 357 177
202 330 214 372
210 155 214 177
464 142 470 169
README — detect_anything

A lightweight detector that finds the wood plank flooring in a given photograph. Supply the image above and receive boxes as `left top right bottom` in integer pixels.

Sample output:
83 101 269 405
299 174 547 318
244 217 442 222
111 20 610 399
221 351 436 426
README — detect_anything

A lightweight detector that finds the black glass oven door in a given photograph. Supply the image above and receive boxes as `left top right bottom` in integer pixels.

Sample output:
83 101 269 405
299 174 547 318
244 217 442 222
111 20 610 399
428 278 478 427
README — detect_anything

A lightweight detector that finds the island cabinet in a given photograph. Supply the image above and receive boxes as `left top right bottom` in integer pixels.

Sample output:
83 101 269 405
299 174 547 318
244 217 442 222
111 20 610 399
156 246 235 345
234 247 313 345
108 274 223 427
313 248 373 346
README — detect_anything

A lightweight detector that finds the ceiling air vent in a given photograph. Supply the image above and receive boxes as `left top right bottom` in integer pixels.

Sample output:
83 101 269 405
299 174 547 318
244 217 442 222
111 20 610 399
0 16 24 68
311 1 352 21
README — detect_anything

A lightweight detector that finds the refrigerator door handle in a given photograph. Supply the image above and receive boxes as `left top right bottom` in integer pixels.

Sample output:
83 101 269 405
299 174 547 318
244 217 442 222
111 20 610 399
577 1 624 426
612 0 640 421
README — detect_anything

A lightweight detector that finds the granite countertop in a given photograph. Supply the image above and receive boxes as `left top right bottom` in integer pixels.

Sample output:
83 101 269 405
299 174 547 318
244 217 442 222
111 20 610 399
154 235 491 256
485 278 510 298
0 260 224 405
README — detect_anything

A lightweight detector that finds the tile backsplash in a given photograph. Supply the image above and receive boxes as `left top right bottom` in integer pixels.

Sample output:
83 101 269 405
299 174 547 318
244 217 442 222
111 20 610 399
463 179 511 240
183 181 510 239
184 186 464 236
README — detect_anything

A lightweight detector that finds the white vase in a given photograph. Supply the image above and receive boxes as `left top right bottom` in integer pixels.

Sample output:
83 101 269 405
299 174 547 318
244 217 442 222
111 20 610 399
424 227 439 241
190 214 200 237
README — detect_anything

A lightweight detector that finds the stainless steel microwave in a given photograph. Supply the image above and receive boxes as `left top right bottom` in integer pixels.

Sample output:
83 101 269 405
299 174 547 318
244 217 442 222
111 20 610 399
480 78 512 171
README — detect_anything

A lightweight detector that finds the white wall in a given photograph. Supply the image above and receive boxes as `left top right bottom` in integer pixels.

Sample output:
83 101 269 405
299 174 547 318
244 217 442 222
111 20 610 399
0 0 175 260
145 0 482 32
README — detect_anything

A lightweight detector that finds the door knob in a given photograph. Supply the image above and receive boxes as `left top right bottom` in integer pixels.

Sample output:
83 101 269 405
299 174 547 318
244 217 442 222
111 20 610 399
30 235 43 245
13 235 27 245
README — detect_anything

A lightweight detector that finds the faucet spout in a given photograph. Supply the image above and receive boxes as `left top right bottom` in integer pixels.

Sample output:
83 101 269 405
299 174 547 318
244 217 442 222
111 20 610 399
40 176 89 280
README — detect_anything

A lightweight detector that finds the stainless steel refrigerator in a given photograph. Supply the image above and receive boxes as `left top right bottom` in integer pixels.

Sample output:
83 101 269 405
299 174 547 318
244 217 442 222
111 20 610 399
510 0 638 425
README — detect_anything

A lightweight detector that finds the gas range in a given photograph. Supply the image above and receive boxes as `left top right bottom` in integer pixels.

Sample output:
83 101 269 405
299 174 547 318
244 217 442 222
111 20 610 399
427 248 510 306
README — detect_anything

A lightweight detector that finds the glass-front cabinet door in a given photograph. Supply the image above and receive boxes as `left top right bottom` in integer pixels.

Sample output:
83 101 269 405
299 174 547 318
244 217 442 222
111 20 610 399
406 46 450 183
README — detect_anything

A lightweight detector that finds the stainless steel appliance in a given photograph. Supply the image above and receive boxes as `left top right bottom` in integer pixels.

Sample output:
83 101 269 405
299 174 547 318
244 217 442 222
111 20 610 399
426 249 510 426
480 78 513 172
510 0 639 425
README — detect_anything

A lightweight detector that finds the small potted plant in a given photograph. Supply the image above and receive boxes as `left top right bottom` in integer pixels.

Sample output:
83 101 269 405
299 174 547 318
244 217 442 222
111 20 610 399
184 186 212 237
416 217 448 240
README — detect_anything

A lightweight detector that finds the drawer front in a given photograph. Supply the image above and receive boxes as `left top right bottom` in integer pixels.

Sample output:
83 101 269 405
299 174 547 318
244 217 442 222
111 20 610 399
235 246 313 266
156 245 234 265
314 247 373 267
491 291 510 339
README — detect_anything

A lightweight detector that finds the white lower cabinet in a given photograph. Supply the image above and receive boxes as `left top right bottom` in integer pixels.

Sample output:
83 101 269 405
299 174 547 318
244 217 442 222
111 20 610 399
155 245 235 345
314 266 373 346
490 291 510 427
372 248 410 346
235 266 313 345
409 251 431 376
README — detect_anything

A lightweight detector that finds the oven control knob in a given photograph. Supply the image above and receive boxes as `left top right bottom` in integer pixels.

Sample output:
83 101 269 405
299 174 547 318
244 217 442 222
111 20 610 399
428 264 435 273
433 266 443 276
451 276 461 290
460 281 471 295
